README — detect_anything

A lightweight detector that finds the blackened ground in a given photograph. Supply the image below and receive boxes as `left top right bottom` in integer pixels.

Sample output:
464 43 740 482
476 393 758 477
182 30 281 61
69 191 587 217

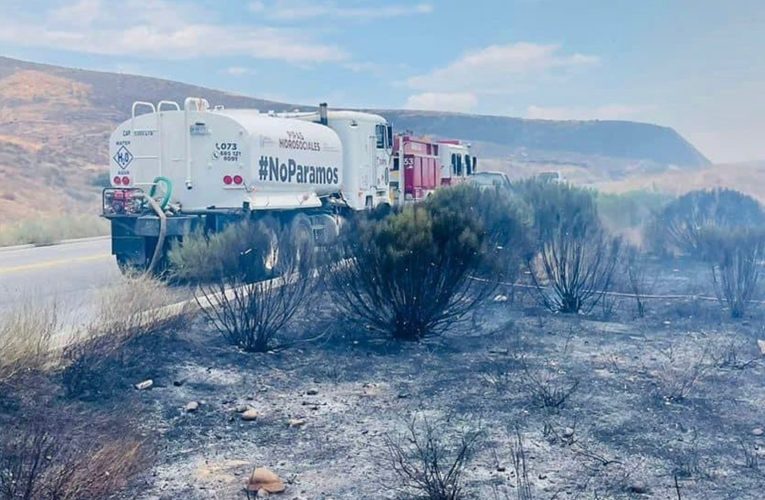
4 257 765 499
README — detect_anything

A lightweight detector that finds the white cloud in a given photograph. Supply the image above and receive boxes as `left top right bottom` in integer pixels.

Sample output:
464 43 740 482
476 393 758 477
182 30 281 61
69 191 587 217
49 0 104 27
404 92 478 113
406 42 599 94
525 104 644 121
251 1 433 20
0 0 346 63
224 66 256 76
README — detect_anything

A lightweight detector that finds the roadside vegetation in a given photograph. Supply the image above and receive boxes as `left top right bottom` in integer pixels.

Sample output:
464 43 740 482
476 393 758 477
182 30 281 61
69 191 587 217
0 276 187 499
3 180 765 498
329 185 527 341
0 299 57 386
596 189 672 245
0 214 108 247
515 179 622 314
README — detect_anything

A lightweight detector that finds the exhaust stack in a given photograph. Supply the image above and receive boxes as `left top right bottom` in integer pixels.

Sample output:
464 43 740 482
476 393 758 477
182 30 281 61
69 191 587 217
319 102 328 125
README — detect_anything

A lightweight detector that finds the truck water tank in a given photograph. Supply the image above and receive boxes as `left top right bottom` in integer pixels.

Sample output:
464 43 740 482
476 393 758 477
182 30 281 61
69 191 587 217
109 105 344 211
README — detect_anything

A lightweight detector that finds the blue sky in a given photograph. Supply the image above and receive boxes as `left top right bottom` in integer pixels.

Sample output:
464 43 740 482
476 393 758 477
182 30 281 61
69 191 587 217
1 0 764 163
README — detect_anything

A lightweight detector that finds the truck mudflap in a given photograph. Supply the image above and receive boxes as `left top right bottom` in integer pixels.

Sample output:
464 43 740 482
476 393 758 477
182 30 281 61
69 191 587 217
107 214 198 272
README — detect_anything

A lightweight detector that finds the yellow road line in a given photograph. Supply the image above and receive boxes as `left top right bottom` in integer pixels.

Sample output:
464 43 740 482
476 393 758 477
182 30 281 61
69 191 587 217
0 254 110 275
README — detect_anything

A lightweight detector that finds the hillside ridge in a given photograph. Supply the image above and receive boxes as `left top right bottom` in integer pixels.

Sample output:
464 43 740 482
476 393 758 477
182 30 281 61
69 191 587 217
0 56 710 222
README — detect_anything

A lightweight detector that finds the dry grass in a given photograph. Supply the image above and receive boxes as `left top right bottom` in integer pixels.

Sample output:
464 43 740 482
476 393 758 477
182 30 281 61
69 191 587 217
53 438 149 500
0 300 58 383
0 215 108 247
0 426 150 500
89 272 193 339
62 274 194 397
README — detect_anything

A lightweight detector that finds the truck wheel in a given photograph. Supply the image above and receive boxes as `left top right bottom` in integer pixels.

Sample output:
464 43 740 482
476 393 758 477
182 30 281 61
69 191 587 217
116 254 147 276
258 215 281 276
289 214 314 261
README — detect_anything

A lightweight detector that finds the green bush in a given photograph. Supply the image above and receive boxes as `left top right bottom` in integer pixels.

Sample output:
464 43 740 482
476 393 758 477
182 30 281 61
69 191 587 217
168 219 271 283
647 188 765 257
425 185 530 282
514 179 621 314
596 190 673 237
331 185 527 341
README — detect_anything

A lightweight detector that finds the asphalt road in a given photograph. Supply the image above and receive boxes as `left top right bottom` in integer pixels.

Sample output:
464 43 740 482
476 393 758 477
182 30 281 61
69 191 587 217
0 237 119 322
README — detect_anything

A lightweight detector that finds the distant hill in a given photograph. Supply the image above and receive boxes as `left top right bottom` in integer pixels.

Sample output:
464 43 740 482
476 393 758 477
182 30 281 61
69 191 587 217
0 56 710 222
378 110 710 168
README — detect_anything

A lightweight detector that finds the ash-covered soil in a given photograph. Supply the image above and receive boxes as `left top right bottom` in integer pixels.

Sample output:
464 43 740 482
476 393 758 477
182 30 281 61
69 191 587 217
109 270 765 499
4 258 765 499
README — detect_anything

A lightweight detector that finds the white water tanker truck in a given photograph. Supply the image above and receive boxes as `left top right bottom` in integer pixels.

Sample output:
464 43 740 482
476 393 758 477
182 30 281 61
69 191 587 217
103 97 393 272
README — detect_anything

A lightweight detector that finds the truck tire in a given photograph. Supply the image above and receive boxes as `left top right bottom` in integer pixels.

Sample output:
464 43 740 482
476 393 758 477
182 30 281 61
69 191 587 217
258 215 281 276
116 254 146 275
289 214 314 259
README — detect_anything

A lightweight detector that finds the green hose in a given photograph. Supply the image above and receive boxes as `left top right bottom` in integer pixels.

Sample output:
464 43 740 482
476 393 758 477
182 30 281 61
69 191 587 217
149 176 173 210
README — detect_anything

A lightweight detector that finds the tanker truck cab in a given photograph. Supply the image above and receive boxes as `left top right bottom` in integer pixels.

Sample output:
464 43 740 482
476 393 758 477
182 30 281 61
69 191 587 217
282 106 393 211
333 110 393 210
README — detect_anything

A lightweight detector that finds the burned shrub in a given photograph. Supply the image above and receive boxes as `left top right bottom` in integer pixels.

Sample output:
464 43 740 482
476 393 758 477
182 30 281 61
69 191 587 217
647 188 765 258
331 185 526 341
509 427 533 500
382 415 482 500
521 360 580 413
699 226 765 318
651 342 711 403
515 179 621 314
624 246 654 318
196 226 316 353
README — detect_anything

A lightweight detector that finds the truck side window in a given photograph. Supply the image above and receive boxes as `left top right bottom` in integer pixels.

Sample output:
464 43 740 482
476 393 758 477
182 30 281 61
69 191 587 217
386 124 393 150
465 155 472 175
376 124 385 149
451 154 457 175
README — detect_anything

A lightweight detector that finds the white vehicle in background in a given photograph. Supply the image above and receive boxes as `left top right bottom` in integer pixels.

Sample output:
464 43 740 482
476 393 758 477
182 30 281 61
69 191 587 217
467 171 511 190
537 170 565 183
103 98 393 272
438 140 477 186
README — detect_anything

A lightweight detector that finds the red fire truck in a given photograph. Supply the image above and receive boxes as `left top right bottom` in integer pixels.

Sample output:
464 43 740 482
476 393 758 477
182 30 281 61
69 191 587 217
390 134 441 205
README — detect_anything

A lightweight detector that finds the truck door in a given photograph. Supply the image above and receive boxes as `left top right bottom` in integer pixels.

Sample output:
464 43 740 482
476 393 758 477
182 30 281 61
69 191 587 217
374 123 392 196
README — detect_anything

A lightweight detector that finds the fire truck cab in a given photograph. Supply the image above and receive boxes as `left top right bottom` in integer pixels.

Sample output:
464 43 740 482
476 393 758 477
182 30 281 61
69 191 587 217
438 140 477 186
